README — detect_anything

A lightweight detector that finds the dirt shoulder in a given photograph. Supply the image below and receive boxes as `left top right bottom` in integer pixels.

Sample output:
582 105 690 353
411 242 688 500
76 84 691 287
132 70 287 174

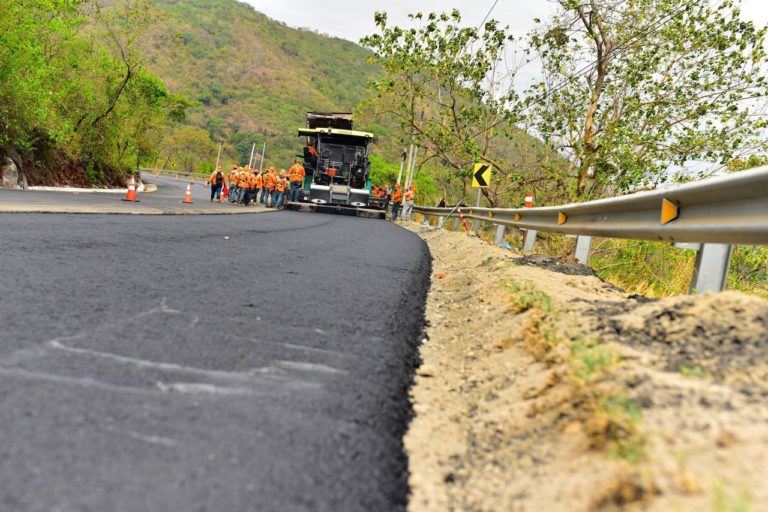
405 224 768 512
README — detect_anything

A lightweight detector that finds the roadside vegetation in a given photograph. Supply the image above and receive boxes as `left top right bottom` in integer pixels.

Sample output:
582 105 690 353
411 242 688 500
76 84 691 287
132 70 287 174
0 0 190 186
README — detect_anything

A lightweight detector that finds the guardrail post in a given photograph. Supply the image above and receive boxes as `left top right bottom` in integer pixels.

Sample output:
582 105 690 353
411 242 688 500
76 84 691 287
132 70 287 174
494 224 506 246
575 236 592 265
690 244 733 294
522 230 537 253
453 217 460 230
438 216 445 228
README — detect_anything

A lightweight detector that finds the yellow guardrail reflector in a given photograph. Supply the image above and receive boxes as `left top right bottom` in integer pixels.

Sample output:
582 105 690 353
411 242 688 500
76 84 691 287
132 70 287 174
558 212 568 225
469 210 474 215
514 212 521 221
488 211 494 218
661 198 679 225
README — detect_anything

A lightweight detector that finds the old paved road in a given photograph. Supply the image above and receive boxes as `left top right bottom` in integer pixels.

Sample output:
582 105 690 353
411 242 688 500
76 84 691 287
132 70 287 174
0 207 430 511
0 175 239 213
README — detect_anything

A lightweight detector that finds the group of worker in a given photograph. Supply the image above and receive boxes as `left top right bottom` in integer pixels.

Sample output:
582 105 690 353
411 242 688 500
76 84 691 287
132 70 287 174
206 159 306 207
371 183 416 221
207 160 416 220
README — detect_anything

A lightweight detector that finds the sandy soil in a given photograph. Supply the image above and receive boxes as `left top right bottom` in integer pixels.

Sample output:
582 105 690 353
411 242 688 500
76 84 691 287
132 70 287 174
404 224 768 512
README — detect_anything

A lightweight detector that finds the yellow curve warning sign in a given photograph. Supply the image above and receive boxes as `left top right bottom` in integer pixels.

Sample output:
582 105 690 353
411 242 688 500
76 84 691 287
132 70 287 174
472 163 492 188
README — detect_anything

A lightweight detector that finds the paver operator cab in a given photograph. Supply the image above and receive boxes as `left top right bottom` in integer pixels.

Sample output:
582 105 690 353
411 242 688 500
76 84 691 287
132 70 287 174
287 112 386 218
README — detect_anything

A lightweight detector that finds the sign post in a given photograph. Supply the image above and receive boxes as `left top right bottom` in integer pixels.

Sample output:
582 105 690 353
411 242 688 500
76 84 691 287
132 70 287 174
471 162 491 232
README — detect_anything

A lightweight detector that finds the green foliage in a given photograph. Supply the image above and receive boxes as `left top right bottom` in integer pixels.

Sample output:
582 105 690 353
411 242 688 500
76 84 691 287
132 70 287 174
503 281 555 314
727 246 768 299
590 239 696 297
368 154 397 185
571 338 620 381
713 480 752 512
601 393 645 463
525 0 768 199
0 0 188 184
359 10 544 207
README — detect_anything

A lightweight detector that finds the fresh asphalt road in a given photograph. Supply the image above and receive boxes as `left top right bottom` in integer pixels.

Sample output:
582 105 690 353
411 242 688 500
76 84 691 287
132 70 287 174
0 211 430 511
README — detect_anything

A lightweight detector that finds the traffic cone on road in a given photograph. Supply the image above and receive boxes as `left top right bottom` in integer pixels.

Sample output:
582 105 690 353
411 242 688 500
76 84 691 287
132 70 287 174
182 183 193 204
122 176 139 202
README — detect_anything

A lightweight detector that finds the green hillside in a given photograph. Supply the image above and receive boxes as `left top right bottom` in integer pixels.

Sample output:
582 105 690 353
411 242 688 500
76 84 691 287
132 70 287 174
144 0 394 170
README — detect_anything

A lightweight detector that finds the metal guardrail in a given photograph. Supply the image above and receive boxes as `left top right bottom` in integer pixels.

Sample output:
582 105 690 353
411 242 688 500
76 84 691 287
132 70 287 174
138 168 209 182
414 166 768 293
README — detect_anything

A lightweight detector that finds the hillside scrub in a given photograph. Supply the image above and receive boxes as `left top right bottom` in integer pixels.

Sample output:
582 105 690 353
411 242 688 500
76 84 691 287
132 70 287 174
142 0 390 171
0 0 189 186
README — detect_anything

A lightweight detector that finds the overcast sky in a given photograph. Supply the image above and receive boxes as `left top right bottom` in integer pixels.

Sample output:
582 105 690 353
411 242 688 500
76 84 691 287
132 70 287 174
243 0 768 91
243 0 768 44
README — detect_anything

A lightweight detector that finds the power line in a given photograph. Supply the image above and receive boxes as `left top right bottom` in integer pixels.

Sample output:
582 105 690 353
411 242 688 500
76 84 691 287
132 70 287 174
477 0 503 31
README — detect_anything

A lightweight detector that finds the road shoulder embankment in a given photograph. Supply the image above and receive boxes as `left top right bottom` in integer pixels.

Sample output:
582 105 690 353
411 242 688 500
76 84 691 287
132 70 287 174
405 224 768 512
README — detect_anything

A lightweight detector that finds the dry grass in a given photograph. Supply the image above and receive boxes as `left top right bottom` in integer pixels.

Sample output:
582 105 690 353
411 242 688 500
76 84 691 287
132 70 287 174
504 282 648 467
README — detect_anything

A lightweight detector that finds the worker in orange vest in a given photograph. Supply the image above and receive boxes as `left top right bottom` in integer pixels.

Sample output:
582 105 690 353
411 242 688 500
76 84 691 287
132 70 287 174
274 170 288 208
226 166 237 203
390 183 403 221
244 169 257 205
207 166 226 202
288 159 305 202
254 171 264 205
236 168 250 205
262 167 277 206
402 184 415 221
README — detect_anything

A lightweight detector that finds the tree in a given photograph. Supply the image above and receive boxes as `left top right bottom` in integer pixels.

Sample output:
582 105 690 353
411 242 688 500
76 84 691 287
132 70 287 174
523 0 768 199
359 10 522 206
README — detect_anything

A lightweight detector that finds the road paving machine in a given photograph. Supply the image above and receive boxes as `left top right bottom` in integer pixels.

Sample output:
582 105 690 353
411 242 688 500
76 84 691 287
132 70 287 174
285 112 386 219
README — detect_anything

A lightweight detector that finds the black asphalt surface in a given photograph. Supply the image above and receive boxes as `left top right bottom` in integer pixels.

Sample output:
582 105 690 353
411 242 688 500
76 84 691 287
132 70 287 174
0 175 235 212
0 211 430 511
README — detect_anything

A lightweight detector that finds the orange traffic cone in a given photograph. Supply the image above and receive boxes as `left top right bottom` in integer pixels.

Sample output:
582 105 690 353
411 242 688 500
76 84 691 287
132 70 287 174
122 175 139 202
182 182 193 204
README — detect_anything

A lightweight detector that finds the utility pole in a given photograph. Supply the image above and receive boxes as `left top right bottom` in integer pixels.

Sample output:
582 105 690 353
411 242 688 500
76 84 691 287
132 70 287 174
248 143 256 169
214 143 222 170
259 135 267 172
405 145 419 190
472 188 483 232
396 149 408 185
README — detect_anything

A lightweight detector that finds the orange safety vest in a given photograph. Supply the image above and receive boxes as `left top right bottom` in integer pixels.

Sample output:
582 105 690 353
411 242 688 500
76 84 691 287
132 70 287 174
289 164 305 182
255 174 263 188
264 173 276 190
276 178 287 192
238 173 251 188
404 190 414 201
392 189 403 204
209 170 224 185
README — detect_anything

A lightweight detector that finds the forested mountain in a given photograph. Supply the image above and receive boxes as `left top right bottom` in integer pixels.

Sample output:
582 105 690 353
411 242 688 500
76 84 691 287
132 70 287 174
144 0 392 170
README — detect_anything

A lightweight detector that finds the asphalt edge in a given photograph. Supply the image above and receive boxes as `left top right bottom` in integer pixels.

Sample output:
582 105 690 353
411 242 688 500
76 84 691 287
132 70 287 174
383 227 433 509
